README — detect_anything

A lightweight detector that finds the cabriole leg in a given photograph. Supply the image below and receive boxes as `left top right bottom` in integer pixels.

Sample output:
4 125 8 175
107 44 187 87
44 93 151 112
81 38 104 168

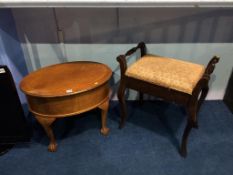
35 115 57 152
98 99 110 136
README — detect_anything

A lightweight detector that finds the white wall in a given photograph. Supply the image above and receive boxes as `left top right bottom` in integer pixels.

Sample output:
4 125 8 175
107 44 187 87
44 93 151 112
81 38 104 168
12 8 233 100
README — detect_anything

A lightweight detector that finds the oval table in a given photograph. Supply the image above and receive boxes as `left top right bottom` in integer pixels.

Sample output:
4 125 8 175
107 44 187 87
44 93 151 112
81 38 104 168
20 61 112 152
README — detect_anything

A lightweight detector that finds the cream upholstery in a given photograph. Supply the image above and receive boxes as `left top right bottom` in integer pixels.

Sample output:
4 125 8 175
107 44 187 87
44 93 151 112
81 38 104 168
125 55 205 95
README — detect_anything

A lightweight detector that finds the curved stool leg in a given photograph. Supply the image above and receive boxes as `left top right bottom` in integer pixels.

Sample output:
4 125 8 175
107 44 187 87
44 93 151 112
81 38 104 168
117 82 127 128
180 121 193 157
197 87 209 113
98 99 110 136
35 115 57 152
180 104 197 157
139 92 144 105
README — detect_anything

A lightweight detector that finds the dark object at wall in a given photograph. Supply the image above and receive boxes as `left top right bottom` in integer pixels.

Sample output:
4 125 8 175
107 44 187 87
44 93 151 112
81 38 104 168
0 65 31 155
224 69 233 113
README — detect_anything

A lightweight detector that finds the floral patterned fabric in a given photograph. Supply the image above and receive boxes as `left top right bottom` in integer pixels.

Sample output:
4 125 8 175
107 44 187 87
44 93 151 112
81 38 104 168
126 55 205 95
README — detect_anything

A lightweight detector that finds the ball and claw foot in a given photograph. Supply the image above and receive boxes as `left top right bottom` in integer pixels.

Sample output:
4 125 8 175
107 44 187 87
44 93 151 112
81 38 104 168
48 142 57 152
100 127 110 136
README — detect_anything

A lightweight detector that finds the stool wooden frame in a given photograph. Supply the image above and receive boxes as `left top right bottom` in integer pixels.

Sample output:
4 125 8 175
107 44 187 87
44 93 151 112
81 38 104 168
116 42 219 157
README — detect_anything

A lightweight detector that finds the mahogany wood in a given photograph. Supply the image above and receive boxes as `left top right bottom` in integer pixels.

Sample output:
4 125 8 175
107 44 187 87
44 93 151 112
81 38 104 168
117 42 219 157
20 61 112 152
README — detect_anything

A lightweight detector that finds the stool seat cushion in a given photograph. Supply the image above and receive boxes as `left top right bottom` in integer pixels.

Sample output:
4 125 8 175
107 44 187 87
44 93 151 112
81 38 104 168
125 55 205 94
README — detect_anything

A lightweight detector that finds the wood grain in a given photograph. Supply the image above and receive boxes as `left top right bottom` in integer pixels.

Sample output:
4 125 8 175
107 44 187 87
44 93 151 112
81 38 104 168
20 61 111 97
20 61 112 152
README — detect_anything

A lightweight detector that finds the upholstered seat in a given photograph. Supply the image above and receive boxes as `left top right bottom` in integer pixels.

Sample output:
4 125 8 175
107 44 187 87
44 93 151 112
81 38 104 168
126 55 205 95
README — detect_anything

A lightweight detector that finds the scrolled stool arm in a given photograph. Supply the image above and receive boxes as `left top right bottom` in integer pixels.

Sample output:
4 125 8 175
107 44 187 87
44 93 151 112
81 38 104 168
204 55 220 75
116 41 146 77
192 56 220 96
117 55 128 76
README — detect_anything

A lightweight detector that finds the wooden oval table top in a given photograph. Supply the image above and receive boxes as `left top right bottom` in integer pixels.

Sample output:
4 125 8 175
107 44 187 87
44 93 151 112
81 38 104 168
20 61 112 97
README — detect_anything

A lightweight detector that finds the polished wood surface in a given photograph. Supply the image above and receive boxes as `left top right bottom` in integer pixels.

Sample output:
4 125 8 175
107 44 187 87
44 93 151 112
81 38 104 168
20 61 112 152
117 42 219 158
26 83 109 118
20 61 111 97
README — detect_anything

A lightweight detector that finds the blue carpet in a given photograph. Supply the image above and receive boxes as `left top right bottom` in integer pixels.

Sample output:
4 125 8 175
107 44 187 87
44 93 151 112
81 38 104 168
1 101 233 175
